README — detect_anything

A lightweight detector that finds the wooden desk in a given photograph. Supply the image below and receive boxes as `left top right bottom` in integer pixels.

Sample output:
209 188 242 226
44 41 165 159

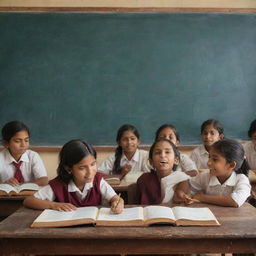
0 195 25 217
0 203 256 255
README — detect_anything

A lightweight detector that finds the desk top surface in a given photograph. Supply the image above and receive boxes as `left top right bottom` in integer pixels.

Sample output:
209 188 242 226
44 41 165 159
0 203 256 240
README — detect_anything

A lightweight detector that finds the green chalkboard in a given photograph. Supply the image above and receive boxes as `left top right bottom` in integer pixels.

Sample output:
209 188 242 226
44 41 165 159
0 12 255 145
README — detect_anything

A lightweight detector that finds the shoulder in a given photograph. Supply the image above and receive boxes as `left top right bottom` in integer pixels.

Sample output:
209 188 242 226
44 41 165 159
235 173 250 184
138 149 149 155
25 149 41 159
243 141 253 151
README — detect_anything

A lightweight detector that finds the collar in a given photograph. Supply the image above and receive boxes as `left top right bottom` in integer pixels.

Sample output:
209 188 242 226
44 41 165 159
4 148 29 164
209 171 237 187
68 180 93 194
199 144 209 156
122 149 140 162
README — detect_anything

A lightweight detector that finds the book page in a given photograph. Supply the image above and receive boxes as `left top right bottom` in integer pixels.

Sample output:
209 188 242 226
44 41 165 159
0 184 16 194
144 205 176 221
172 206 217 221
122 172 143 183
17 183 40 192
97 207 144 222
33 206 98 223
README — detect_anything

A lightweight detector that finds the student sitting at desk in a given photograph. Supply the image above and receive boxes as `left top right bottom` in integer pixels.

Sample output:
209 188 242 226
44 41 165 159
177 139 251 207
0 121 48 186
191 119 224 169
155 123 197 177
98 124 150 181
137 138 190 204
24 139 124 213
243 119 256 173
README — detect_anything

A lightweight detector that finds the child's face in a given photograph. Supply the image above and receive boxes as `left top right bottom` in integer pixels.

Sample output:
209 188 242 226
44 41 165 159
150 141 179 178
5 130 29 161
202 124 223 148
251 132 256 146
70 154 97 186
207 148 234 180
157 127 179 145
119 130 140 155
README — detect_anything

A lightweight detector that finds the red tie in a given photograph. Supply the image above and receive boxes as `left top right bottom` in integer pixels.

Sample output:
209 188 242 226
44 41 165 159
12 161 24 183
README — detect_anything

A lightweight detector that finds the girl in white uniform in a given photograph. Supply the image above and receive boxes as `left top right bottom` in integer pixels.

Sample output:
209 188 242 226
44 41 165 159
155 124 197 177
244 119 256 172
177 139 251 207
191 119 224 169
99 124 150 180
0 121 48 186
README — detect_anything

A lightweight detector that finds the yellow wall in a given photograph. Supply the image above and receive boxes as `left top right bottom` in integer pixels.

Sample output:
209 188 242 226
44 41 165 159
0 0 256 8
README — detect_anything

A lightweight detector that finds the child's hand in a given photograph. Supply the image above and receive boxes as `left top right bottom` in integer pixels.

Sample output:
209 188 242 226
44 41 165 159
50 202 77 211
111 195 124 214
120 164 132 177
4 177 20 186
193 192 204 202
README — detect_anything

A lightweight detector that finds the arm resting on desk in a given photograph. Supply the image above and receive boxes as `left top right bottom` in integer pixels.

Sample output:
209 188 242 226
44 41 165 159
23 196 76 211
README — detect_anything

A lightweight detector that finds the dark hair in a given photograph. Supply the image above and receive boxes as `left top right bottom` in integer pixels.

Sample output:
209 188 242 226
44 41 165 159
57 139 97 183
154 124 180 142
112 124 140 174
149 138 180 171
2 121 30 143
201 119 224 136
248 119 256 138
211 139 249 176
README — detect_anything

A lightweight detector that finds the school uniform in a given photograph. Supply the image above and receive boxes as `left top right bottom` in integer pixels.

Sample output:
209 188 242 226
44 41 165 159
0 148 47 183
243 141 256 170
190 144 209 169
177 153 197 173
34 172 116 206
137 170 190 204
189 170 251 207
98 149 150 174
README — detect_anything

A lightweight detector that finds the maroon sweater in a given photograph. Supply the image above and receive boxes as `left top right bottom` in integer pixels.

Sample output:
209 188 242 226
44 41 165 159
137 171 162 204
49 172 104 207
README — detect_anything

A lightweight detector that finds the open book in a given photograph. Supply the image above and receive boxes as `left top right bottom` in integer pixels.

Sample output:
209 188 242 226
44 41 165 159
249 170 256 182
104 177 121 185
0 183 40 196
31 205 220 228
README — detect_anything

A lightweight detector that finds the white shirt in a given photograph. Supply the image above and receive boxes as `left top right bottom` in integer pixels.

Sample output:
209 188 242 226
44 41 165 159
176 153 197 173
34 178 116 204
161 171 190 204
243 141 256 170
190 144 209 169
98 149 150 174
189 170 251 207
0 148 47 183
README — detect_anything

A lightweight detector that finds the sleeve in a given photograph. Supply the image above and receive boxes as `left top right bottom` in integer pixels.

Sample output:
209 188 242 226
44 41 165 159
189 172 208 194
30 151 47 179
100 178 117 201
180 154 197 172
230 174 252 207
190 149 200 169
140 150 151 173
98 153 115 174
33 184 55 201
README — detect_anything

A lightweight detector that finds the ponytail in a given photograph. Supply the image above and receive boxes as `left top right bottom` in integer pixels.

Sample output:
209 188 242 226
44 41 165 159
112 146 123 174
235 158 250 176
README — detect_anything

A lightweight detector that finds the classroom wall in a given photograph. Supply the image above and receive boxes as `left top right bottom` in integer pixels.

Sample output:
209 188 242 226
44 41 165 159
0 0 256 8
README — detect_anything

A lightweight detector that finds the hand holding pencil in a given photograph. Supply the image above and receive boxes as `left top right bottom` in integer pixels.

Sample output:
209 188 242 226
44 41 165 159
111 193 124 214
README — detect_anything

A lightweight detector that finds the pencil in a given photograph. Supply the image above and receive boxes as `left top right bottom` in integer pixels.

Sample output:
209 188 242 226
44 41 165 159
114 193 121 209
185 195 200 203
